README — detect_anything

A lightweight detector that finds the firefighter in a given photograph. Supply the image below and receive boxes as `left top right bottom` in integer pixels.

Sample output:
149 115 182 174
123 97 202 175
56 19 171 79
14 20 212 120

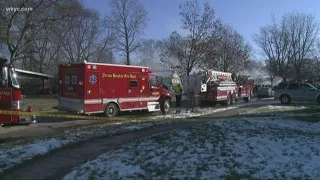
174 84 182 107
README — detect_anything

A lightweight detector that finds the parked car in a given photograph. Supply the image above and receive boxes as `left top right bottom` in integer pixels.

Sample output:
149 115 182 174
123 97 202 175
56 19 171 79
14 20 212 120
275 82 320 104
257 87 274 98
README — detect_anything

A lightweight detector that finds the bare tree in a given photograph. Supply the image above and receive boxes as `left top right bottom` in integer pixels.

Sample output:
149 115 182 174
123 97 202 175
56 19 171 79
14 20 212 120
254 16 292 82
261 59 278 86
310 41 320 78
160 0 221 76
0 4 5 53
106 0 148 65
1 0 80 65
60 9 100 63
91 44 114 63
93 22 118 63
285 13 319 80
0 43 7 57
22 22 64 73
205 24 251 73
137 39 161 66
255 13 319 81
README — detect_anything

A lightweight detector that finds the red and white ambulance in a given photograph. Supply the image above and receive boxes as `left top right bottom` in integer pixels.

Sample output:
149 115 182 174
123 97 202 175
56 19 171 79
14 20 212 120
58 62 173 116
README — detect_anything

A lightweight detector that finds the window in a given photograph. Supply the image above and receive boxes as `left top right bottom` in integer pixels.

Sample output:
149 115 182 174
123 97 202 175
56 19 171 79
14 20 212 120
71 75 77 85
300 83 311 91
65 76 70 84
287 83 299 90
129 80 137 88
150 77 159 87
10 68 20 89
277 83 288 90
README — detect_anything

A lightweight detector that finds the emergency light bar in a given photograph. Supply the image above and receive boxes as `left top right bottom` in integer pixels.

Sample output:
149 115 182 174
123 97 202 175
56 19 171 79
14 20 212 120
141 68 149 73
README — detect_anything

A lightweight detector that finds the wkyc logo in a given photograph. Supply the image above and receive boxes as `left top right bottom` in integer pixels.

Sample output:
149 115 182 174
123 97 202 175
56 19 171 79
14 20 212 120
5 7 33 12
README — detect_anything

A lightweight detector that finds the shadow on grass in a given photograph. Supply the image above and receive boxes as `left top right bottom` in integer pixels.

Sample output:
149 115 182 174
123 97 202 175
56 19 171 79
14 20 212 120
287 108 320 114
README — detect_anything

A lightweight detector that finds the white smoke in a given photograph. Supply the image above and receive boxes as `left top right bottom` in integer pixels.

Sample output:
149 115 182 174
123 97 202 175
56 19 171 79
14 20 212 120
241 68 282 86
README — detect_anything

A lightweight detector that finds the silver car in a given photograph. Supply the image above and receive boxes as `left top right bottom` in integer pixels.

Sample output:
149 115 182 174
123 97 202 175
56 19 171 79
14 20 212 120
275 82 320 104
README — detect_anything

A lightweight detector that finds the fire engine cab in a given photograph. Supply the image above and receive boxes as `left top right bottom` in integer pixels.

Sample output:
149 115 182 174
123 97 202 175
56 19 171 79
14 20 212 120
58 62 173 116
0 58 34 126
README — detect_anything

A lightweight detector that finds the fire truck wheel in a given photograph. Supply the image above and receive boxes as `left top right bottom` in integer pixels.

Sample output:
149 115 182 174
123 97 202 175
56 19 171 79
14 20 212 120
227 94 232 105
221 94 232 106
161 99 171 114
244 92 251 102
104 103 119 117
231 93 236 104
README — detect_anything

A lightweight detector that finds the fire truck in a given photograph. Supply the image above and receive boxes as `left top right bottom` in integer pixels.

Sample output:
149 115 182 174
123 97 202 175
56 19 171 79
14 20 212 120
178 70 254 106
200 70 254 106
58 62 173 116
0 58 34 125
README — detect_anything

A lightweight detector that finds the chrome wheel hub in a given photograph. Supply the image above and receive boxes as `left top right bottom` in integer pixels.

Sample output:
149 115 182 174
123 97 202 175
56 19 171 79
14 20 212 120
164 102 170 111
109 108 114 114
282 96 288 103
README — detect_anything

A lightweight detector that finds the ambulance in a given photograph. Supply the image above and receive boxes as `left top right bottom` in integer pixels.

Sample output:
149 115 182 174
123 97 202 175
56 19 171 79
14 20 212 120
58 62 173 116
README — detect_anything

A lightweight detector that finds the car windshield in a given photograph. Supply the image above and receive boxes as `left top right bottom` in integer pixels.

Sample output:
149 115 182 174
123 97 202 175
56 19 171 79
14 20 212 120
150 76 159 87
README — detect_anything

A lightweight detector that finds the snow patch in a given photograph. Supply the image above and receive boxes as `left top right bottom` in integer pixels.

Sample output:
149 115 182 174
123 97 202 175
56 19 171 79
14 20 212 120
240 105 308 116
64 118 320 179
151 106 237 119
0 122 154 173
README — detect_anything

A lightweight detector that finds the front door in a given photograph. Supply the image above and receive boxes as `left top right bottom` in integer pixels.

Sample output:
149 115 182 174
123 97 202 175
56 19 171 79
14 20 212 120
85 71 100 113
139 76 149 108
286 83 300 100
150 76 160 98
300 83 318 101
